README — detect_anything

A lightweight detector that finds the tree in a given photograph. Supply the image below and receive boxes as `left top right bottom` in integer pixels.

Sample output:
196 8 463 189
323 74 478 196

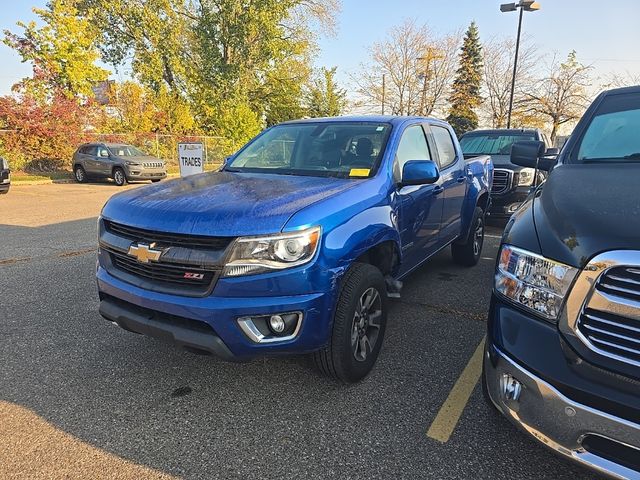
481 36 542 128
446 22 483 135
524 51 592 143
3 0 109 99
306 67 347 117
354 20 460 117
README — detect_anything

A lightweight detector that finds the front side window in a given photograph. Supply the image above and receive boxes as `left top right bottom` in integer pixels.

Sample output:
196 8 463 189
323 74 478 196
576 93 640 163
227 122 391 178
396 125 431 173
431 125 457 168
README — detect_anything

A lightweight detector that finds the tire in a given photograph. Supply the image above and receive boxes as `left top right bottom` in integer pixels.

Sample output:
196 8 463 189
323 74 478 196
313 263 388 383
113 167 127 186
74 165 87 183
452 206 485 267
151 179 161 183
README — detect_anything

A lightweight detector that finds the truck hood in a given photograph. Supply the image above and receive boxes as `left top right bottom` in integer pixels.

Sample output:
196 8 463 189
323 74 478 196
101 171 357 236
533 164 640 267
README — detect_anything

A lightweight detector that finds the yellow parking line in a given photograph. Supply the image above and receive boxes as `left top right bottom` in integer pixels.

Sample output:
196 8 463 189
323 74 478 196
426 336 486 443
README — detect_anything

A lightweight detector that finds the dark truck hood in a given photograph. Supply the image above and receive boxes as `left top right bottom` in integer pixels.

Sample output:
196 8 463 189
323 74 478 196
101 171 357 236
533 164 640 267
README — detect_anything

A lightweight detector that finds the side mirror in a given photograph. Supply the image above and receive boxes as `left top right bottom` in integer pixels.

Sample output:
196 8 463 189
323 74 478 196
511 140 556 172
545 147 560 156
401 160 440 186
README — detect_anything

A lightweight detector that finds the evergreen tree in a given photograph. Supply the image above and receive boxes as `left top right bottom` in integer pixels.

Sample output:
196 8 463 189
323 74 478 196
306 67 347 118
446 22 483 135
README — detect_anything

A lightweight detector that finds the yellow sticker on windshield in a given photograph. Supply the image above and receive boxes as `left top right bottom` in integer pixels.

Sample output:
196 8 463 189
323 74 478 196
349 168 370 177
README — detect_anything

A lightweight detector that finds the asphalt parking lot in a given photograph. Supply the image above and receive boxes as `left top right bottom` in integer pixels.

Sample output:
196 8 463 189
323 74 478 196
0 183 599 479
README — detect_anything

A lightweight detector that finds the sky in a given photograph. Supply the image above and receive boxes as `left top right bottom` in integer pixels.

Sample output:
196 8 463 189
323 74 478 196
1 0 639 97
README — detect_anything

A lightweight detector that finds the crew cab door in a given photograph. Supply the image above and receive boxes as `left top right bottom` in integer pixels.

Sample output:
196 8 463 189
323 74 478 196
395 124 444 272
428 124 466 244
96 145 113 176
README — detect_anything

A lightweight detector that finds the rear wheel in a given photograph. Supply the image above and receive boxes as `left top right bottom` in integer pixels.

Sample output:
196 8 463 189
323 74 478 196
452 206 485 266
151 179 162 183
113 167 127 187
74 165 87 183
313 263 388 383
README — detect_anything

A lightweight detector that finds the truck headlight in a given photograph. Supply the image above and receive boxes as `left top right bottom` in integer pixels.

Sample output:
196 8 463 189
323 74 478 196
222 226 321 277
516 168 536 186
495 245 578 321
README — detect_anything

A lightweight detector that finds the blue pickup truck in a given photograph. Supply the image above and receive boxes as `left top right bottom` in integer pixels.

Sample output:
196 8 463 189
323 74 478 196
97 116 493 383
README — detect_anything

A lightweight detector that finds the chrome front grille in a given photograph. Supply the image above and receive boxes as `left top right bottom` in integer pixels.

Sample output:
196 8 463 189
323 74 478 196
491 169 512 194
578 308 640 364
143 162 164 168
565 253 640 369
598 267 640 302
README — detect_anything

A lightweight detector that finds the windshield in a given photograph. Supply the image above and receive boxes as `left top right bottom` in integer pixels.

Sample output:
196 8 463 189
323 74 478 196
576 93 640 163
109 145 147 157
460 133 537 163
226 122 392 178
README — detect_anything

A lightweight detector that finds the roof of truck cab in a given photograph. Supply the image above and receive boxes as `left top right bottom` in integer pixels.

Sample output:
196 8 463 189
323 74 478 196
279 115 443 126
461 128 540 136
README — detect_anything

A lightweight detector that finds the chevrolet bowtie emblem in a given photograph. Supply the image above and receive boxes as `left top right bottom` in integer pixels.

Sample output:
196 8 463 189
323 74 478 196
128 243 163 263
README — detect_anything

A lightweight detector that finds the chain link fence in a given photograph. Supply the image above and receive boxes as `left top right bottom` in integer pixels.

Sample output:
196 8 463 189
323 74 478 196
0 129 227 172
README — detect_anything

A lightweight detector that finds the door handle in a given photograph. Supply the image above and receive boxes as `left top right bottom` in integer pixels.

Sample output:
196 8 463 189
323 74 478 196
433 186 444 195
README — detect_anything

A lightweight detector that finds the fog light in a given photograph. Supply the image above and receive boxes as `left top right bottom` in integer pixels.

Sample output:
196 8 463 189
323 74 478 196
500 374 522 401
269 315 286 334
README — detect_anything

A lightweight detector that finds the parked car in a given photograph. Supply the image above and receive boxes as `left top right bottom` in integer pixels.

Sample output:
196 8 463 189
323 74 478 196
72 143 166 186
483 86 640 477
0 157 10 194
96 116 493 383
459 129 557 218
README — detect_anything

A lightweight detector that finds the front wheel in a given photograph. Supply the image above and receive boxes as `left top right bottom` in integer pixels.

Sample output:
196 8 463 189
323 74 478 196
312 263 388 383
452 206 485 266
74 165 87 183
113 167 127 187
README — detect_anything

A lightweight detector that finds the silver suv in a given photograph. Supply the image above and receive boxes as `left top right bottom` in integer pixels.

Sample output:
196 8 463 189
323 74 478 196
72 143 167 186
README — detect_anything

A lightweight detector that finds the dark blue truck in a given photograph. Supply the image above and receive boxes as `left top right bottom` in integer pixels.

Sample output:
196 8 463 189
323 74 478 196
97 116 492 383
483 86 640 477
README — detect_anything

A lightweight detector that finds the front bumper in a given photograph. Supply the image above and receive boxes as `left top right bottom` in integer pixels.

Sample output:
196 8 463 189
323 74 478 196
488 186 530 217
125 167 166 180
486 296 640 479
97 266 337 359
486 346 640 479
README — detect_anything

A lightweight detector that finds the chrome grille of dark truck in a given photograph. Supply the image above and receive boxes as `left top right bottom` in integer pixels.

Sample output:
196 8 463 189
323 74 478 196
578 267 640 365
491 169 511 194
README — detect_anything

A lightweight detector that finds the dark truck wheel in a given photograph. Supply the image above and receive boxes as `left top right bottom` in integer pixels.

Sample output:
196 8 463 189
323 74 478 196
113 167 127 186
313 263 388 383
74 165 87 183
452 206 485 267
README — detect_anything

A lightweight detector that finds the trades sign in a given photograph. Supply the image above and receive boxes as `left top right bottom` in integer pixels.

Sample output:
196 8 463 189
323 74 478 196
178 142 204 177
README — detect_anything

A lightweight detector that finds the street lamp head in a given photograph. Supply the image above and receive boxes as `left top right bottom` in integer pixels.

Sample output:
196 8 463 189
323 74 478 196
500 2 518 12
521 0 541 11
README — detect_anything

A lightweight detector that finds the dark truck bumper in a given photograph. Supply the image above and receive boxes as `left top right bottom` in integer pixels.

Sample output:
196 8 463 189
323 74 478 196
488 186 530 218
485 295 640 479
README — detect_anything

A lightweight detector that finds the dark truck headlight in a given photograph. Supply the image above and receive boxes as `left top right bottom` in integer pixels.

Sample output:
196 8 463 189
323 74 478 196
222 226 321 277
495 245 578 321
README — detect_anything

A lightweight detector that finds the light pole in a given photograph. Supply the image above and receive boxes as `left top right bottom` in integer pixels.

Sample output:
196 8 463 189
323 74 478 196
501 1 540 128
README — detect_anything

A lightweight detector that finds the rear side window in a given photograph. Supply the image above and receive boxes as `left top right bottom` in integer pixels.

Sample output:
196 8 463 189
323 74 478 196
84 146 98 156
576 93 640 163
396 125 431 172
431 126 457 168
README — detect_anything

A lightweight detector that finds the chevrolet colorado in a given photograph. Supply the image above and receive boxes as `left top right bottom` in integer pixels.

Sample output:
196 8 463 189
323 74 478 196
97 116 492 383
